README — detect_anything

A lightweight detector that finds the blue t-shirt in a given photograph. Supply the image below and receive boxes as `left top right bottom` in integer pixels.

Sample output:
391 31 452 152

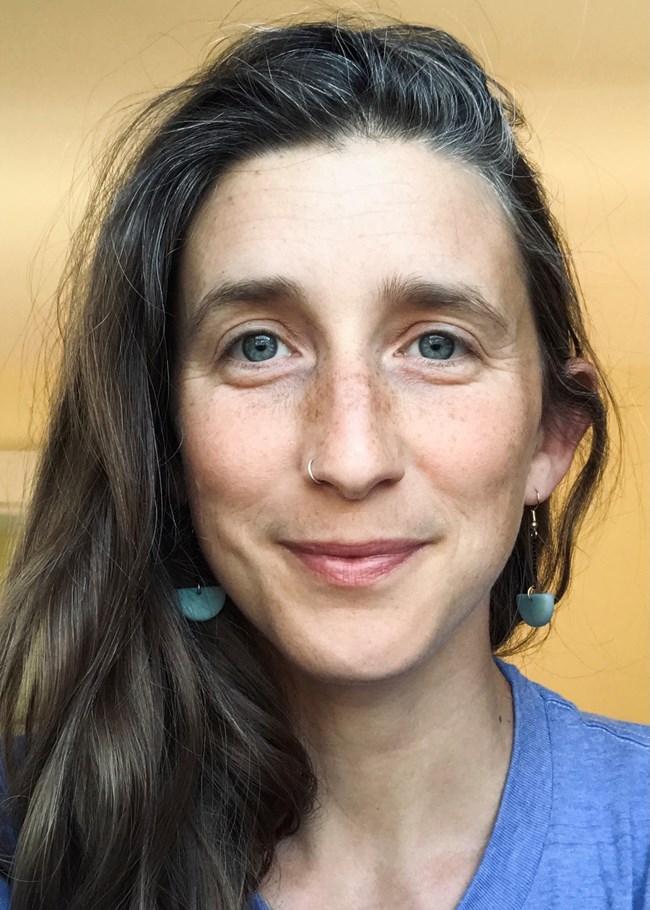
1 658 648 909
251 659 650 910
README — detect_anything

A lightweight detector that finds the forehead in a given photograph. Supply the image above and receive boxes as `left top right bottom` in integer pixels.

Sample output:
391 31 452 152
178 139 528 322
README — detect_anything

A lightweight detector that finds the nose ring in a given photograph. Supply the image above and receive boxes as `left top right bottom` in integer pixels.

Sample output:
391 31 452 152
307 458 322 484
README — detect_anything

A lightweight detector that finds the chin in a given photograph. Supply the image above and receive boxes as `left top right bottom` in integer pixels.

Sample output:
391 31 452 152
238 580 481 686
275 620 437 686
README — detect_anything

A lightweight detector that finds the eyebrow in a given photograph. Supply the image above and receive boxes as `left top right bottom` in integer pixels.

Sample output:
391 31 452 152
379 275 511 336
186 273 511 343
188 276 304 342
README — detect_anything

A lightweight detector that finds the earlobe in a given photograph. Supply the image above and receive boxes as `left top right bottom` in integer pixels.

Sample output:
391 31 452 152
525 357 596 504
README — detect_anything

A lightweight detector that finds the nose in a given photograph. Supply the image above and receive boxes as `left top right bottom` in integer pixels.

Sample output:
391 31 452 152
304 364 405 500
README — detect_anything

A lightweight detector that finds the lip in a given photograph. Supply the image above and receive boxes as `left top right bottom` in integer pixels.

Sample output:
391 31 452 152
282 539 426 587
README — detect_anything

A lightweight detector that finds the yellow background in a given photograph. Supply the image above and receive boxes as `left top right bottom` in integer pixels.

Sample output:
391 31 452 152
1 0 648 722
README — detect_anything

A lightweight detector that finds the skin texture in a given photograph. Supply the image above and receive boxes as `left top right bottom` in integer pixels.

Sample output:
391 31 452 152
175 140 587 907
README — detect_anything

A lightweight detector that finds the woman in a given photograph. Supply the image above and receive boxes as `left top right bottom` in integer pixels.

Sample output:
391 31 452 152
0 17 647 910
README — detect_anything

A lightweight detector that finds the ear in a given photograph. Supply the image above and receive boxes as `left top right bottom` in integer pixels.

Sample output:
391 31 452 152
525 357 596 505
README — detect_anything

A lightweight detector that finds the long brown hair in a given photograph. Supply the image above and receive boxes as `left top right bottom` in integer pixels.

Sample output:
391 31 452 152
0 17 615 908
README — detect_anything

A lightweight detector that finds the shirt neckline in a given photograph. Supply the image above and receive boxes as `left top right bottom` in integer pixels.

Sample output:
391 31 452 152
250 658 553 910
456 657 553 909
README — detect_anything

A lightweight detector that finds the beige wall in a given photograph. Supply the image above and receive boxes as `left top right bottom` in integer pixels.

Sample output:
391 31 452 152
2 0 648 721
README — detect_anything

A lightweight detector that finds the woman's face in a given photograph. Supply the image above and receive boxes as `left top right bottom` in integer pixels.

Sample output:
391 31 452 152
175 140 572 682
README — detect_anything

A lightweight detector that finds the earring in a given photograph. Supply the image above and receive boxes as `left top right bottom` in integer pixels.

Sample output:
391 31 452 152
516 493 555 628
175 583 226 621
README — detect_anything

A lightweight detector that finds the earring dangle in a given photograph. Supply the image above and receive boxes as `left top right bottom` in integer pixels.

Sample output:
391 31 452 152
516 493 555 628
175 583 226 621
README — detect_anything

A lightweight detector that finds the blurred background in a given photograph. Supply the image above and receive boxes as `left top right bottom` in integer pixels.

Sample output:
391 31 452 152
1 0 648 721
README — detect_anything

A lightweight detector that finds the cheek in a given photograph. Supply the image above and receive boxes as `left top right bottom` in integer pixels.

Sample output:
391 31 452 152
179 384 295 514
410 384 538 499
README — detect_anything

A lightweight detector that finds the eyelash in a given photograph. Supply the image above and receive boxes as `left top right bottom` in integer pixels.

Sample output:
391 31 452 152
222 329 294 370
221 327 476 369
400 331 473 368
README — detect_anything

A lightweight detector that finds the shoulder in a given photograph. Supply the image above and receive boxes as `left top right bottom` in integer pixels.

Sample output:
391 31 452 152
509 661 648 808
535 679 649 837
0 876 9 909
498 660 650 908
525 669 649 781
0 741 20 903
498 658 649 781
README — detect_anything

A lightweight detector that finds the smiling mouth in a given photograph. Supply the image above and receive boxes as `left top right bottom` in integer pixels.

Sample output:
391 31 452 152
282 540 426 587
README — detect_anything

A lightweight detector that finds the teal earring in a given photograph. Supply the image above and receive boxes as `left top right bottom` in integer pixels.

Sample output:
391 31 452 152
516 493 555 628
176 583 226 621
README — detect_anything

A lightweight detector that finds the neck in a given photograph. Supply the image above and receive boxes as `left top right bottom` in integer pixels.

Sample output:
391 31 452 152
267 617 514 888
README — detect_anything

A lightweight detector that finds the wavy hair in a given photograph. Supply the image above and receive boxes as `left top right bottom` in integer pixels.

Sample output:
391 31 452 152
0 17 614 909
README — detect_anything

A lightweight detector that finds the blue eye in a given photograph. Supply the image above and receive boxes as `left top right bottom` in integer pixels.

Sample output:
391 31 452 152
230 332 290 362
418 334 455 360
242 333 277 361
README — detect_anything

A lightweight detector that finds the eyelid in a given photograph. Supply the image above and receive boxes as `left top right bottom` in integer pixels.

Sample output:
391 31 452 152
215 321 479 369
216 324 300 371
227 330 292 362
400 325 477 356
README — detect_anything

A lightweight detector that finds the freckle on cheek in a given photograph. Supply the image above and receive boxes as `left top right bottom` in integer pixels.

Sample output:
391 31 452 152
309 399 323 423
